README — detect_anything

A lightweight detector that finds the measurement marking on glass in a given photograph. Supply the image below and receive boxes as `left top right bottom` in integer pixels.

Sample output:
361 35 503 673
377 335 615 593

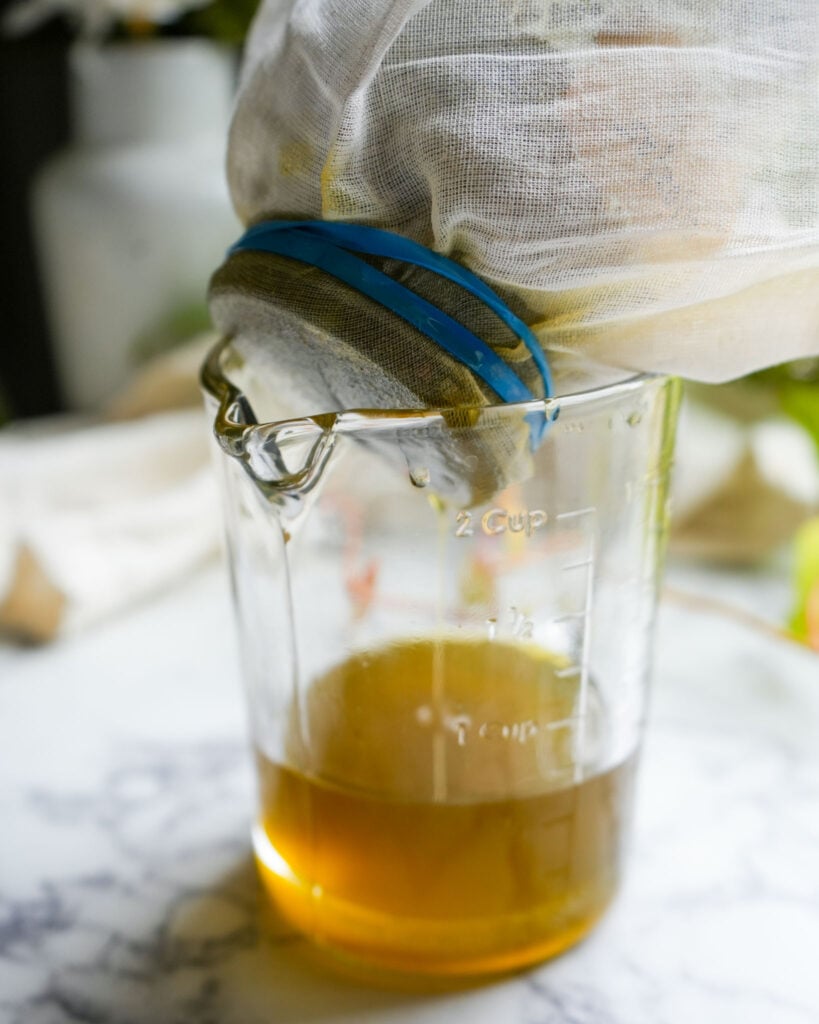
555 507 597 523
544 716 582 732
551 610 588 624
557 507 597 784
562 557 595 571
555 665 582 679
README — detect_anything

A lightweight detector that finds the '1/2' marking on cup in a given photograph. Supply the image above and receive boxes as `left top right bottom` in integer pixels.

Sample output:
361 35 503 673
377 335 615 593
455 508 548 538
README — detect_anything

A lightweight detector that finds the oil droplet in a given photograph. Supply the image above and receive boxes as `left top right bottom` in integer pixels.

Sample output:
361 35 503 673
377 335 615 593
627 412 642 427
410 467 430 488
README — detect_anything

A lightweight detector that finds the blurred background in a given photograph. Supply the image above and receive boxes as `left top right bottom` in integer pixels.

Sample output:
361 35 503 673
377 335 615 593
0 0 259 420
0 0 817 650
1 0 69 420
0 0 260 640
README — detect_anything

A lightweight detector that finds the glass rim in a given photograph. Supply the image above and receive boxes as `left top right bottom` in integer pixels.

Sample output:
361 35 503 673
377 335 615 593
201 334 662 453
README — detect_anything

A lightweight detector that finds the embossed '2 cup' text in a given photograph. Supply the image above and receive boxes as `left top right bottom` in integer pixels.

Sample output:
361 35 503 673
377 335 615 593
455 508 549 538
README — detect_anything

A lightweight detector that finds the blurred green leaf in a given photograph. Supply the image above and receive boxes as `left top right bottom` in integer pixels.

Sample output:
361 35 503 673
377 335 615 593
180 0 260 45
779 382 819 461
750 359 819 452
790 517 819 651
685 359 819 425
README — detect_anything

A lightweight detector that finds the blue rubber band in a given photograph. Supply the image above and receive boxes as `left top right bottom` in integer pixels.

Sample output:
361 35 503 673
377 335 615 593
238 220 554 401
229 220 553 445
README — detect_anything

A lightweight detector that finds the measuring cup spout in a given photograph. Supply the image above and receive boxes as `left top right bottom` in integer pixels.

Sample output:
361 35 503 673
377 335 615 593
241 414 337 499
201 340 338 500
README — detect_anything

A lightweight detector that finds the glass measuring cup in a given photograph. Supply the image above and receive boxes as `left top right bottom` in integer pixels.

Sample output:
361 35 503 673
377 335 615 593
202 336 680 981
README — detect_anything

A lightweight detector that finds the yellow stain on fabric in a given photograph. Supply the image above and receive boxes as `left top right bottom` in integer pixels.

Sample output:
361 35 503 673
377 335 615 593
278 141 314 179
320 145 361 219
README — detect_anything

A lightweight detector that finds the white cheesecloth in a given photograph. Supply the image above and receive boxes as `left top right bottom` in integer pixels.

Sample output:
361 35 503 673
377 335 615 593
216 0 819 386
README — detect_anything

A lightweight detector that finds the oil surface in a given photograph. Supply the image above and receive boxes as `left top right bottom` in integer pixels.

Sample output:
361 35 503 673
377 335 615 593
254 638 636 979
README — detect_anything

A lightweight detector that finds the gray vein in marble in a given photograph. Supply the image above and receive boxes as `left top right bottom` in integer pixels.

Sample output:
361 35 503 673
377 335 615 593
524 975 623 1024
0 885 73 960
0 738 295 1024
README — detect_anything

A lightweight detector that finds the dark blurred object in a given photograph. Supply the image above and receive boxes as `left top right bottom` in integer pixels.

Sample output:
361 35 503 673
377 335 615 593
0 12 69 419
178 0 259 46
0 0 258 422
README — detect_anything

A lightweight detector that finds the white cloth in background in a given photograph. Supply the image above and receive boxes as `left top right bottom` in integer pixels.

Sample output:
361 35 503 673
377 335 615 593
0 409 221 641
228 0 819 382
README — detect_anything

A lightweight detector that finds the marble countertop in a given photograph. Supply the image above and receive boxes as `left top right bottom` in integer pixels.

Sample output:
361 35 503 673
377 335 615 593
1 560 818 1024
